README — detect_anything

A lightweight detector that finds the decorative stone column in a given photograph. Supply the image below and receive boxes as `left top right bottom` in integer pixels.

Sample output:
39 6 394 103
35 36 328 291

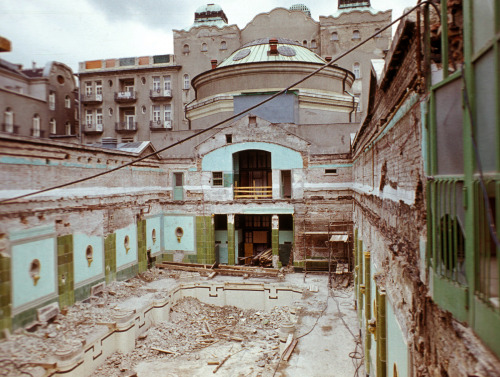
272 215 280 268
227 214 235 265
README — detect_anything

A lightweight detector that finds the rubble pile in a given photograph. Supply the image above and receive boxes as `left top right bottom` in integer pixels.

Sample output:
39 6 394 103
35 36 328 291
94 297 292 376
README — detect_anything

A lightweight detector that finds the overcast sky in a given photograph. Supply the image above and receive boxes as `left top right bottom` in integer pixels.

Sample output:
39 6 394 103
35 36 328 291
0 0 417 73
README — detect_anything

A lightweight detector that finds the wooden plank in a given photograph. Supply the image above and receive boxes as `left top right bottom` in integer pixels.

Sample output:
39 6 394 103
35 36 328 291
282 339 298 362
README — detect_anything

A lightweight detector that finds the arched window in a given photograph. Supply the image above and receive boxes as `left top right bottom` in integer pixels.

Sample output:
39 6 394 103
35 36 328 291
201 43 208 52
331 32 339 41
65 95 71 108
311 39 317 48
4 107 13 133
374 28 381 38
353 62 361 79
302 40 308 46
220 41 227 50
353 30 360 40
183 74 190 90
50 118 56 134
183 44 190 54
32 114 41 137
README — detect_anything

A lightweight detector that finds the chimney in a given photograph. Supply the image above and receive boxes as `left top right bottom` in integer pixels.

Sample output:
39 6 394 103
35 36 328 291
32 61 36 70
269 38 278 55
211 59 217 69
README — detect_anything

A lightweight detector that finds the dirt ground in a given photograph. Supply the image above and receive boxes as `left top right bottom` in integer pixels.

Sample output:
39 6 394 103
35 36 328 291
0 269 363 377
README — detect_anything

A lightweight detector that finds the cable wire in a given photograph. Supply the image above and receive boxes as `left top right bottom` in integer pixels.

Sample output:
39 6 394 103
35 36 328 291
0 1 436 205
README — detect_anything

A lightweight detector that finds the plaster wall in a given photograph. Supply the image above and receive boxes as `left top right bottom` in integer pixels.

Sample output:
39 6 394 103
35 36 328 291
73 233 104 286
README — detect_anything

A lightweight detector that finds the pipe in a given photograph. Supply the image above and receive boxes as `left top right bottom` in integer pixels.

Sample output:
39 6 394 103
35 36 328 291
376 285 387 377
364 250 371 375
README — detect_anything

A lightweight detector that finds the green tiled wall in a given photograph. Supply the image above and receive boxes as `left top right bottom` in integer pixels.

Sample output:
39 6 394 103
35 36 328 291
137 220 147 273
272 229 280 267
12 297 58 330
0 253 11 338
196 216 214 264
74 277 105 302
57 235 74 309
116 264 138 281
104 233 116 284
227 222 235 266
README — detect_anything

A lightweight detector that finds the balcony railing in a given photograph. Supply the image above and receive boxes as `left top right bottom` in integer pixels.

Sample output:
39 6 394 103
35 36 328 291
114 91 137 103
1 123 20 134
150 120 172 131
150 89 172 100
234 182 272 199
115 122 137 132
82 123 104 134
30 128 46 138
81 93 103 104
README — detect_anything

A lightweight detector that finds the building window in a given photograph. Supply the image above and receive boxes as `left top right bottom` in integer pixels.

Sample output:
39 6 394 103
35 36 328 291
183 74 190 90
65 122 71 135
226 134 232 143
355 95 362 112
201 43 208 52
96 108 103 126
86 109 93 126
212 172 223 186
220 41 227 50
65 95 71 108
374 28 381 37
353 30 360 40
85 82 92 95
4 108 14 133
164 75 171 91
164 104 172 122
141 105 146 114
311 39 317 48
302 40 308 46
183 44 190 54
49 91 55 111
331 32 339 41
153 76 161 92
96 80 102 95
50 118 56 134
32 114 40 137
108 108 113 116
108 79 113 87
353 62 361 79
153 105 161 122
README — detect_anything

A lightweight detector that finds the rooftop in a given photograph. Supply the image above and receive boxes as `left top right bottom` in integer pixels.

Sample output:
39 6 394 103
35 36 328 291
217 38 325 68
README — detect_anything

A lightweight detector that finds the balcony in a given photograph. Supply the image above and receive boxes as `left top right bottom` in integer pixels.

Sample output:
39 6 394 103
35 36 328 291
30 128 46 138
82 123 104 134
150 89 172 101
81 93 103 104
115 121 137 133
234 182 272 200
150 120 172 131
1 123 20 134
114 91 137 103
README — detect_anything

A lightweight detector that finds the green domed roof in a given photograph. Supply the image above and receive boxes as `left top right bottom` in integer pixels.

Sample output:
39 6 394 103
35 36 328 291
217 38 325 68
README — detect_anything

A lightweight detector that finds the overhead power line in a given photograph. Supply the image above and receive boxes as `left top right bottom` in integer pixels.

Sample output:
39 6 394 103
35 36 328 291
0 1 436 204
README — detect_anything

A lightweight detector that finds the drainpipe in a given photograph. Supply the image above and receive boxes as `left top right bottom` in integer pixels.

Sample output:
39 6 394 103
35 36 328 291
364 250 371 375
354 228 358 301
358 239 364 323
376 285 387 377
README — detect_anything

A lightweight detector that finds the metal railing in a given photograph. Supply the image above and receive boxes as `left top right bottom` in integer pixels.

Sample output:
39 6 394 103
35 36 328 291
474 179 500 306
115 122 137 132
1 123 20 134
429 177 467 283
114 91 137 102
82 123 103 133
80 93 103 103
234 181 272 199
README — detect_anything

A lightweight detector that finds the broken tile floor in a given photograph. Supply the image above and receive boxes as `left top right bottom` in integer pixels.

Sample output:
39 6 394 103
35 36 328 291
0 269 363 377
